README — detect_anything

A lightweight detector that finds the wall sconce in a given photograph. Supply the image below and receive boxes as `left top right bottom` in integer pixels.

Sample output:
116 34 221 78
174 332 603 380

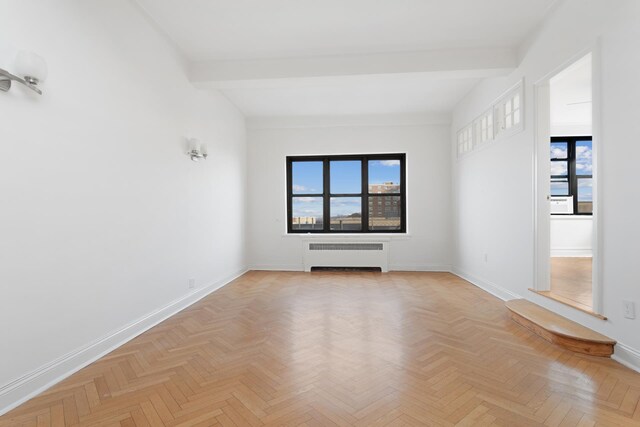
0 51 47 95
187 138 207 161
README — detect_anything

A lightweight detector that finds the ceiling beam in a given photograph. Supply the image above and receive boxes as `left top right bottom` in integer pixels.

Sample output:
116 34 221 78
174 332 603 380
188 48 517 89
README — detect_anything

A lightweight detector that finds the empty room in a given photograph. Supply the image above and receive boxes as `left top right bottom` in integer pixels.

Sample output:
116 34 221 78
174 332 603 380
2 0 640 425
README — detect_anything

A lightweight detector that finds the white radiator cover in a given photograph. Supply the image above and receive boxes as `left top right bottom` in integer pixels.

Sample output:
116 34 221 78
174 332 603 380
302 240 389 272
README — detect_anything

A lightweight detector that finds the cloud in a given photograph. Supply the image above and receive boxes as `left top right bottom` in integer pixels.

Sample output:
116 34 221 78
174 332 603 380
576 144 593 173
294 197 321 203
576 145 592 159
550 162 567 175
576 163 593 173
551 147 567 158
292 184 307 192
378 160 400 167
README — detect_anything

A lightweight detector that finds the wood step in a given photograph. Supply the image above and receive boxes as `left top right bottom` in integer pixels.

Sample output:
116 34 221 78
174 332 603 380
505 299 615 357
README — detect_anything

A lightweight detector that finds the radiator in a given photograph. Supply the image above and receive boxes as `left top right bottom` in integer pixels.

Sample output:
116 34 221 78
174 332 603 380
303 241 389 272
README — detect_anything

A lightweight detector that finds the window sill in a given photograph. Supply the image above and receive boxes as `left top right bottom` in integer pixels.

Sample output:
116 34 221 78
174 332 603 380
282 233 412 241
550 215 593 220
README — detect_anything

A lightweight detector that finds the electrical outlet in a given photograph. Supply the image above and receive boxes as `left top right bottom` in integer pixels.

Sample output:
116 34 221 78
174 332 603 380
188 278 196 289
623 301 636 319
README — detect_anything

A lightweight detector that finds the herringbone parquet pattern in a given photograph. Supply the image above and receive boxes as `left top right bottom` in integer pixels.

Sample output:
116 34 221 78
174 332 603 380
1 271 639 426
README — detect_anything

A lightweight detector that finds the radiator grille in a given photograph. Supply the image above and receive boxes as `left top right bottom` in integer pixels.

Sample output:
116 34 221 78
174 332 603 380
308 243 383 251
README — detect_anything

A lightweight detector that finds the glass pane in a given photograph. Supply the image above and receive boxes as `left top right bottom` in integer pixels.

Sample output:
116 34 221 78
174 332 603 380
550 160 568 176
576 140 593 175
292 161 323 194
330 160 361 194
550 142 568 159
369 160 400 193
513 109 520 125
577 178 593 214
368 196 401 231
330 197 361 231
550 178 569 196
292 197 323 230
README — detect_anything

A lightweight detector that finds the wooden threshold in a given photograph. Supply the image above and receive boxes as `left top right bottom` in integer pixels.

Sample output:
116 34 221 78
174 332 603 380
528 288 607 320
506 299 615 357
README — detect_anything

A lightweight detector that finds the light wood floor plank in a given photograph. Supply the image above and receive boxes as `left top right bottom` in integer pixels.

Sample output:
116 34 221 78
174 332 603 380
1 271 640 426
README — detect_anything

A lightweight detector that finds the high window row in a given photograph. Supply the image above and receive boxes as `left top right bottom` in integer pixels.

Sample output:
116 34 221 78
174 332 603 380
457 82 524 157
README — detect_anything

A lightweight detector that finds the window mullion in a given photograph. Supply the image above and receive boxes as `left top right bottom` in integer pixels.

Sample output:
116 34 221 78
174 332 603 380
323 158 330 232
362 157 369 233
569 139 579 214
401 154 407 233
286 159 292 233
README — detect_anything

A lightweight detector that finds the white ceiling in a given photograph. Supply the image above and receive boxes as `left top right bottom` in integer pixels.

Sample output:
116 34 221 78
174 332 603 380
221 73 481 117
135 0 557 61
134 0 558 118
550 54 592 134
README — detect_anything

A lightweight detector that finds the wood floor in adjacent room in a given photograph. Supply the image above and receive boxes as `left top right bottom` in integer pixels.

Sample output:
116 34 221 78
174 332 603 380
550 257 593 312
2 271 640 426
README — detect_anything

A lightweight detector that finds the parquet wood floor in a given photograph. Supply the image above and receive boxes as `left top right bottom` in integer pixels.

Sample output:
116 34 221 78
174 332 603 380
551 257 593 311
2 271 639 426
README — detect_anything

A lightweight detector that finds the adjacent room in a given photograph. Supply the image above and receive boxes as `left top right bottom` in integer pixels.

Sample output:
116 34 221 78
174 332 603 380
1 0 640 425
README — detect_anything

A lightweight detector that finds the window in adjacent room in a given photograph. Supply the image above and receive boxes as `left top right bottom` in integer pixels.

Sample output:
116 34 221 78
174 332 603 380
550 136 593 214
287 154 406 233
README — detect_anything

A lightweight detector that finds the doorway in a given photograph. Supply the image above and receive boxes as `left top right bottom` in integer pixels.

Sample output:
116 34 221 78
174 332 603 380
534 52 601 316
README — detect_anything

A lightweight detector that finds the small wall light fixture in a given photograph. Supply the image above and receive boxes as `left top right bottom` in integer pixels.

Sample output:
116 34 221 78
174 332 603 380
187 138 207 161
0 51 47 95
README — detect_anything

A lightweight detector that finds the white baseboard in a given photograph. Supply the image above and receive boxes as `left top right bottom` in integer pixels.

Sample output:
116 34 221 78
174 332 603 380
389 264 452 272
612 342 640 373
451 267 522 301
250 264 304 271
0 268 248 417
550 249 592 257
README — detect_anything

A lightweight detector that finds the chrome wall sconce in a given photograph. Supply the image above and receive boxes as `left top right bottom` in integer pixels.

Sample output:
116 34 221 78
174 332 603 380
187 138 208 161
0 51 47 95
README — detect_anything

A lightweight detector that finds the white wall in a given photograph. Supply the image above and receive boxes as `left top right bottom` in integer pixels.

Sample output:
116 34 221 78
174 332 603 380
0 0 247 412
550 217 592 257
452 0 640 369
247 115 452 272
550 53 592 136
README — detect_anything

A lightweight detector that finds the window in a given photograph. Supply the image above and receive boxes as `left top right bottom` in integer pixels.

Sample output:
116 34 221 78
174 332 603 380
474 108 494 145
457 124 473 156
550 136 593 214
287 154 406 233
494 82 523 138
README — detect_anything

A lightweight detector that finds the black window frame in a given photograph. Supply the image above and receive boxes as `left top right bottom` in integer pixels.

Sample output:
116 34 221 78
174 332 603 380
550 136 593 215
286 154 407 233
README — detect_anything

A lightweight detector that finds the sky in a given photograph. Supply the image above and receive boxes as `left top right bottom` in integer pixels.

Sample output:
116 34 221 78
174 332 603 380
291 159 400 217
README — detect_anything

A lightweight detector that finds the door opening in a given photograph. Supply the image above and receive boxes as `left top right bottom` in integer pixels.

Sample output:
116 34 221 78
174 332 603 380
534 52 602 316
